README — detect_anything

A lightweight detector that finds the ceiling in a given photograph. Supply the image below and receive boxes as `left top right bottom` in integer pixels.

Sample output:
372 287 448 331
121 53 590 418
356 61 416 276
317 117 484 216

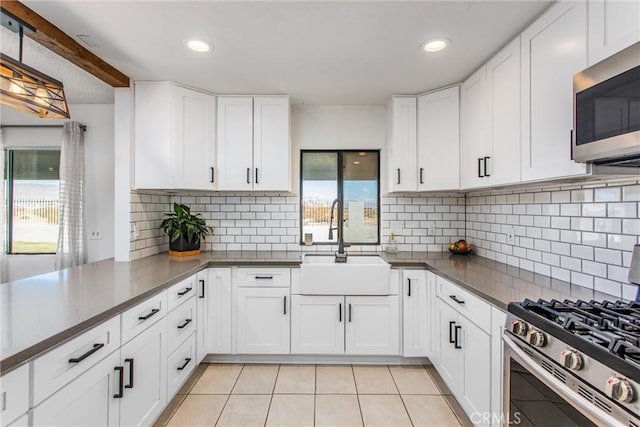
19 1 552 105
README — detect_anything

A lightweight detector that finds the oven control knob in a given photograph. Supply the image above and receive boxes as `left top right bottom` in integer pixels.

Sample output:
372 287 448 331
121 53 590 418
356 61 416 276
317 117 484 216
560 349 583 370
511 320 528 336
605 376 635 403
527 329 547 347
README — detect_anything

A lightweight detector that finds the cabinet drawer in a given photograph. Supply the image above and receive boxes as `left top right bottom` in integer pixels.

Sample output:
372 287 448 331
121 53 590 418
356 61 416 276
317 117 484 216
1 364 29 425
121 291 167 344
167 332 196 399
32 316 121 406
167 275 196 311
167 297 196 354
235 268 291 288
436 277 491 333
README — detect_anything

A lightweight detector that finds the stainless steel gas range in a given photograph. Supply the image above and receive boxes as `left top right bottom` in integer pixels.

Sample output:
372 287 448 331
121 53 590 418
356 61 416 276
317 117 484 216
504 299 640 426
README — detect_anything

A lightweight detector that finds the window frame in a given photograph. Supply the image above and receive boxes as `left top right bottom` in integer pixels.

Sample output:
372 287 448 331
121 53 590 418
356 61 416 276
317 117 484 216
299 149 381 246
5 148 61 255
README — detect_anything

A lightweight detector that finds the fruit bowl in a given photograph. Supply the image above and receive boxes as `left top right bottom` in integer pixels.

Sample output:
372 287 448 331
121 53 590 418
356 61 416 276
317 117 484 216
449 239 472 255
449 247 473 255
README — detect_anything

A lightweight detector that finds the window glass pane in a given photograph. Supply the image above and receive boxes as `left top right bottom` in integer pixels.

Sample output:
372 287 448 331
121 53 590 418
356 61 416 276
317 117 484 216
343 152 378 243
301 152 338 244
10 150 60 253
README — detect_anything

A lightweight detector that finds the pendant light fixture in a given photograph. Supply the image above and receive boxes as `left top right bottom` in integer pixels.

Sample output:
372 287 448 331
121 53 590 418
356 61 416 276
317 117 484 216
0 10 70 119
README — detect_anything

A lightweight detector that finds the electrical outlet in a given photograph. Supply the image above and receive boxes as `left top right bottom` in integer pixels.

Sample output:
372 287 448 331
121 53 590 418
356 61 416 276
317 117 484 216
89 229 102 240
505 225 515 245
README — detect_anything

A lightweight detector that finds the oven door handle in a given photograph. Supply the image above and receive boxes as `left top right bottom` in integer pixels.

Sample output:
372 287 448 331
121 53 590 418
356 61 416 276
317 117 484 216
503 335 623 427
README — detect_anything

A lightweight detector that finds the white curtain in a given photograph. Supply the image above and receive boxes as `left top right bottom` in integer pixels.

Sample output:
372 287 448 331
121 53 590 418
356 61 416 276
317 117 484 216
1 132 7 282
55 121 85 269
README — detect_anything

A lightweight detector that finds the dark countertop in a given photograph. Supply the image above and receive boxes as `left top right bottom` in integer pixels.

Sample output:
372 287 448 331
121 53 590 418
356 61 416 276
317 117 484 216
1 250 619 374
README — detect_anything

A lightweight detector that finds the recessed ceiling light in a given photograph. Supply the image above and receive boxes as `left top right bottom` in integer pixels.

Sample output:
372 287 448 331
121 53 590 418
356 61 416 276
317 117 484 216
185 39 212 53
353 161 360 165
421 38 450 53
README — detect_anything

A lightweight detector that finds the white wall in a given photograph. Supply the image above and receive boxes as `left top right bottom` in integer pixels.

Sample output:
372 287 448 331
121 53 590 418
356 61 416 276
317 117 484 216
291 105 386 193
1 104 115 281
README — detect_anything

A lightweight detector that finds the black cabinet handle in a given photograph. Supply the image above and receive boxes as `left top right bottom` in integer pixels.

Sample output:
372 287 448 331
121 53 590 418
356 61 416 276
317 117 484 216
178 287 192 297
449 321 456 344
255 168 259 184
138 308 160 321
348 304 352 323
454 325 462 349
419 168 424 184
124 358 134 389
483 156 490 177
339 303 342 322
114 366 124 398
477 158 483 178
246 168 250 184
407 278 412 297
283 296 287 315
177 358 192 371
570 129 574 160
199 279 205 298
68 343 104 363
255 276 274 280
397 168 401 184
210 167 214 183
449 295 465 305
177 319 192 329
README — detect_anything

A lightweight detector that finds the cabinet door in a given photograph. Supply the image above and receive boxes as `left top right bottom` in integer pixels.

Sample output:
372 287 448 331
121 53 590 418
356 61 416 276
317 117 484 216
291 295 344 354
588 0 640 65
434 298 459 393
199 268 232 359
119 317 167 427
460 66 489 189
253 97 291 191
426 272 438 363
32 350 120 427
487 38 521 186
173 86 216 190
216 97 254 191
402 270 429 357
235 287 290 354
521 0 588 181
386 97 417 192
458 315 492 426
417 87 460 191
490 308 507 427
345 296 399 355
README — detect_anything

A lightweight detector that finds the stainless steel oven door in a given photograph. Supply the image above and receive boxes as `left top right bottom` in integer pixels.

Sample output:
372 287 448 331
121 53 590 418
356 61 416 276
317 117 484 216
503 333 626 427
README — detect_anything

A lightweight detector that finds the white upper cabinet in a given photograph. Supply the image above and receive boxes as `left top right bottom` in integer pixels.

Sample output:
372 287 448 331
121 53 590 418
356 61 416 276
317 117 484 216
588 0 640 65
217 96 291 192
486 37 521 186
134 82 216 190
460 66 489 189
521 0 589 182
417 87 460 191
386 96 417 192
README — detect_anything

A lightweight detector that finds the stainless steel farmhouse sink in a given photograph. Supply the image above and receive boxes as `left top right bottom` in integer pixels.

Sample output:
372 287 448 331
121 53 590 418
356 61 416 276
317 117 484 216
299 254 391 295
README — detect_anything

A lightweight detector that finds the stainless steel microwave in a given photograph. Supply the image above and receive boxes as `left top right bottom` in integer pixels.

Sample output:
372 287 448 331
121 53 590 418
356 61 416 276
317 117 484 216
572 42 640 166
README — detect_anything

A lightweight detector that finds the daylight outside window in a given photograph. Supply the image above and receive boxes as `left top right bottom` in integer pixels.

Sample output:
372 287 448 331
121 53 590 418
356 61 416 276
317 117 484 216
301 150 379 245
6 149 60 254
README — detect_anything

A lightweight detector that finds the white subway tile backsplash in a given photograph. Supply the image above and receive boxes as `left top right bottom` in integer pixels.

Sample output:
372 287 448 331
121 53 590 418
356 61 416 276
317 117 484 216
594 187 621 202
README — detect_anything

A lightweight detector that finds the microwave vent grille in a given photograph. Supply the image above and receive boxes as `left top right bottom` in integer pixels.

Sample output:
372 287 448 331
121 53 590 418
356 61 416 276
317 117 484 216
594 154 640 168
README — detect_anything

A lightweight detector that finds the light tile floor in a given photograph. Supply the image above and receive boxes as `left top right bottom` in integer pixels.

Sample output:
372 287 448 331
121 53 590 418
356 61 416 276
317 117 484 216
156 364 471 427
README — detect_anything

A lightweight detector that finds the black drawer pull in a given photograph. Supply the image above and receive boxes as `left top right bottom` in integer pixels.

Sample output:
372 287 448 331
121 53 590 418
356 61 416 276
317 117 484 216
199 279 205 298
68 343 104 363
177 319 192 329
177 358 192 371
449 321 456 344
348 304 352 323
449 295 465 305
407 278 412 297
255 276 273 280
177 287 192 296
138 308 160 321
124 358 134 389
114 366 124 398
454 325 462 349
339 303 342 322
283 296 287 315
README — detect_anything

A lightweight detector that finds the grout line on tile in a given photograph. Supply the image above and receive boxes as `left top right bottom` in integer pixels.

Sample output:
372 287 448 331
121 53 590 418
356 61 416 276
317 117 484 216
388 365 415 427
214 363 245 427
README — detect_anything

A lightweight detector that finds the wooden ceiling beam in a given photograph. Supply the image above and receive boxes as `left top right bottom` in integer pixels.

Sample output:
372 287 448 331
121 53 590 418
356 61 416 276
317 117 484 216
1 0 129 87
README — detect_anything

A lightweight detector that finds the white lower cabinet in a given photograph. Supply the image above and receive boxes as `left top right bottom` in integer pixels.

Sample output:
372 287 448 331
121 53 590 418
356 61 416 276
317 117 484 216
291 295 400 356
32 350 121 426
402 270 429 357
235 287 290 354
0 364 29 426
196 268 232 362
434 298 459 388
167 333 196 398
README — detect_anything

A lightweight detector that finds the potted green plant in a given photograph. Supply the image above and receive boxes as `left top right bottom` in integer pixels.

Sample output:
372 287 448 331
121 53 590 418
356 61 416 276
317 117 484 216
160 203 212 253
